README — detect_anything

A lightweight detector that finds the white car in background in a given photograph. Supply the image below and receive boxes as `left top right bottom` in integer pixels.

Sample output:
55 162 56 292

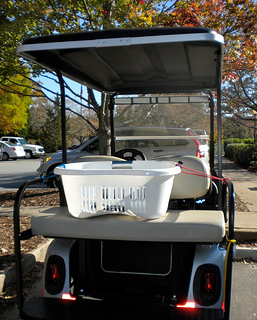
0 136 44 159
36 127 209 184
0 141 25 160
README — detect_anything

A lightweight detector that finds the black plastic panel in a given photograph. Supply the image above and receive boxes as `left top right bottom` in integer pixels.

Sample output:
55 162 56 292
101 241 172 275
71 240 195 304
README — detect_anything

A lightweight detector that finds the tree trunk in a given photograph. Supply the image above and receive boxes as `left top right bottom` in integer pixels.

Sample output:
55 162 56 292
98 93 112 155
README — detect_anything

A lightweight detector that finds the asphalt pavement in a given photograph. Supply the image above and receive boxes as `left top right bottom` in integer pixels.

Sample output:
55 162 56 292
0 158 42 191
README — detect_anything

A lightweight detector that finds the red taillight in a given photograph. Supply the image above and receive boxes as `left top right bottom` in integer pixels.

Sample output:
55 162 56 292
203 272 215 293
194 139 205 158
193 264 221 306
12 147 16 151
187 130 205 158
50 263 60 281
45 255 65 295
177 301 196 309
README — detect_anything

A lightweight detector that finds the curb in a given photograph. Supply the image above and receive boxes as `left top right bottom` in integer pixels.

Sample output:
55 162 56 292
0 239 52 294
234 246 257 261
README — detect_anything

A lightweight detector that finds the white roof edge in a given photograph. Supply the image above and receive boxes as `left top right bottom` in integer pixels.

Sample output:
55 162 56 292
17 32 224 54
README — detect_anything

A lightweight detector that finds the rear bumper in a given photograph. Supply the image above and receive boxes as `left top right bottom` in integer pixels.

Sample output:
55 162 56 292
33 151 45 156
21 297 224 320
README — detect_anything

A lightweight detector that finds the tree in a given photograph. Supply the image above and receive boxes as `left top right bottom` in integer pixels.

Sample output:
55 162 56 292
1 0 257 153
161 0 257 76
222 70 257 136
222 117 253 139
1 0 168 153
39 96 70 153
0 73 32 135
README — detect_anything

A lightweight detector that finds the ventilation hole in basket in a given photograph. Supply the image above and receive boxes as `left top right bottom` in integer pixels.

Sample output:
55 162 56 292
129 186 146 214
81 186 97 213
101 186 125 213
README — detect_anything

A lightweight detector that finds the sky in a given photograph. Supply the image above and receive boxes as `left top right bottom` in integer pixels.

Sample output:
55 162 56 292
37 73 101 105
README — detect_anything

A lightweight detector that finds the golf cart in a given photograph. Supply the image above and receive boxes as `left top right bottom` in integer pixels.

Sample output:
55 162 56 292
14 27 235 320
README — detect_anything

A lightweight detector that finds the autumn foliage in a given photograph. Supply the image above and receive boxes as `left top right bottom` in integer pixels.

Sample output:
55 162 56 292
0 74 32 135
0 0 256 139
160 0 257 78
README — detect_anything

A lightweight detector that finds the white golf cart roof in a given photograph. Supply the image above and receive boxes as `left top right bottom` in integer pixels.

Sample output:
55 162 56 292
18 27 224 94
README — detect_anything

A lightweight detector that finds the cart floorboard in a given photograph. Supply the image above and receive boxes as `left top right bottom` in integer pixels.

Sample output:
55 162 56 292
21 297 224 320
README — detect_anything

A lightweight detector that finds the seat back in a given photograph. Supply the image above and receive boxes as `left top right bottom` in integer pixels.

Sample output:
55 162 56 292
157 155 211 199
72 155 126 163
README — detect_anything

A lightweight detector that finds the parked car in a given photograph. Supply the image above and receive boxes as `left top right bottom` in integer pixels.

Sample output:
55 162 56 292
194 129 209 144
36 136 98 180
0 141 25 160
36 127 209 182
115 127 209 161
0 136 44 159
0 144 2 160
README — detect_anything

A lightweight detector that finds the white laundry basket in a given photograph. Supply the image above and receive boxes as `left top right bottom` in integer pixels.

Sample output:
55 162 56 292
54 161 180 219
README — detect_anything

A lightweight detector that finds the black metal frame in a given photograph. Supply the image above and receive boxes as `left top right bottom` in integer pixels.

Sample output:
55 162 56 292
13 27 234 320
13 175 66 311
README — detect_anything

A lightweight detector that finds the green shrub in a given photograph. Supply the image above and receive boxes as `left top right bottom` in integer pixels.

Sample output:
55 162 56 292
224 142 257 168
223 138 254 149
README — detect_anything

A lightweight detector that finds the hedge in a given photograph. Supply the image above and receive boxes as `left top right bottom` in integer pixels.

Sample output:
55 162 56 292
223 138 254 149
224 141 257 168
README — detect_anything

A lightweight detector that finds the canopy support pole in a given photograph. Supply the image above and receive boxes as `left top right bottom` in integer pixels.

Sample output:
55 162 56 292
206 91 215 174
110 96 115 155
217 68 223 210
56 70 67 164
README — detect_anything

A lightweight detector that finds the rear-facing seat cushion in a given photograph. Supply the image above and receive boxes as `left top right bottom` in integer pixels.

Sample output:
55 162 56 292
31 207 225 243
72 155 126 163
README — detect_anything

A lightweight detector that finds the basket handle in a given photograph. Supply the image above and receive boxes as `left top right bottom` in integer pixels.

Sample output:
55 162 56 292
112 161 133 169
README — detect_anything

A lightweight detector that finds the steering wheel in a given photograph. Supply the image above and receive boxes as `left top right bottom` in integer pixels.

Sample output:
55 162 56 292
114 149 146 161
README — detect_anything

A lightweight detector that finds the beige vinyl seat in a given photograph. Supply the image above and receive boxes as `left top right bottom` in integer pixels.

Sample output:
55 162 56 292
31 154 225 243
72 155 126 163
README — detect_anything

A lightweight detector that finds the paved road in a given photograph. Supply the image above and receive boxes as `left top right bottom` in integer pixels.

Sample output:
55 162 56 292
0 158 43 191
231 262 257 320
1 262 256 320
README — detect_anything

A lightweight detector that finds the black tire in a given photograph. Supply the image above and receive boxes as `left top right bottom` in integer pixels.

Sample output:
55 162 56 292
13 157 17 161
25 150 33 159
46 181 57 188
2 152 9 161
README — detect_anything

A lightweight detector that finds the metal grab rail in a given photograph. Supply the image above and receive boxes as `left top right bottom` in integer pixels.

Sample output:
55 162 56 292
222 178 235 320
14 178 42 310
222 179 235 240
13 176 66 312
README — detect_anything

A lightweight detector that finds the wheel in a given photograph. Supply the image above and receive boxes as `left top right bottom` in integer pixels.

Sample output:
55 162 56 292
114 148 146 160
2 152 9 161
46 180 57 188
13 157 17 161
25 150 33 159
